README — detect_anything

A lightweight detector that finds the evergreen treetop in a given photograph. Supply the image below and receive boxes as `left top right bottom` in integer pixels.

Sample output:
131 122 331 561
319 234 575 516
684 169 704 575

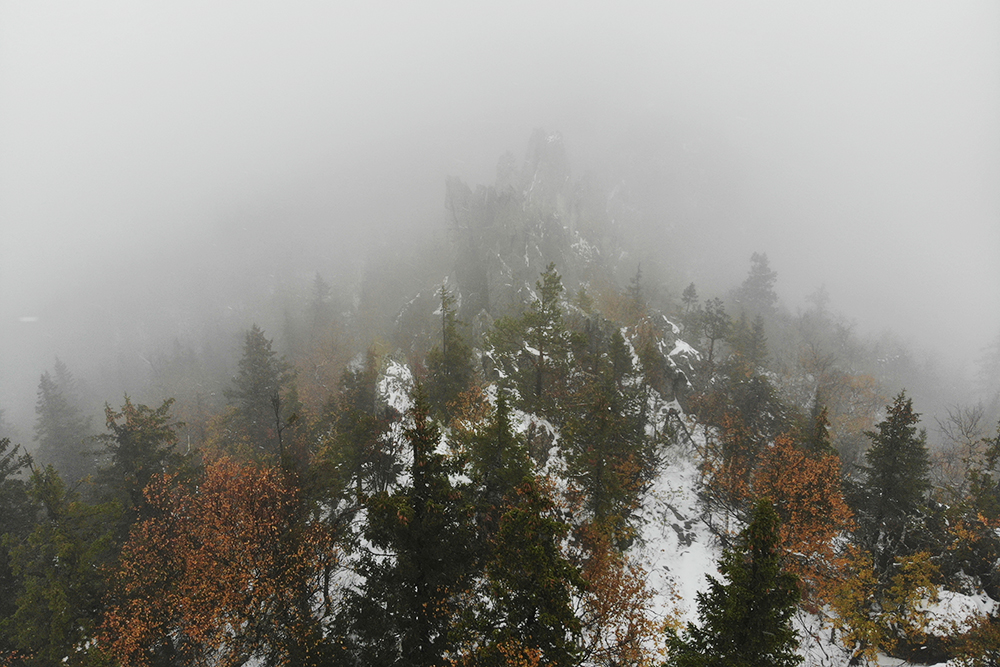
666 498 802 667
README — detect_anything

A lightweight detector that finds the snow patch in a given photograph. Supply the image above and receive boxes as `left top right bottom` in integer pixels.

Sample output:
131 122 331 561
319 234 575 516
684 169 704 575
378 359 413 415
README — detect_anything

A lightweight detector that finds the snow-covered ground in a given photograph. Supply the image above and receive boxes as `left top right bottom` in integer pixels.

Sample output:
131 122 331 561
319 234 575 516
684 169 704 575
370 356 995 667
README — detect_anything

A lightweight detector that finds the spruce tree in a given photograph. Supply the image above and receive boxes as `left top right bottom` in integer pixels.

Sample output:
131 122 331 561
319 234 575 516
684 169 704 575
0 438 32 653
564 328 650 542
94 397 185 539
426 284 475 415
3 465 116 664
460 391 585 666
523 263 570 411
348 387 475 667
701 298 730 365
487 263 571 416
34 360 93 486
736 252 779 317
854 391 931 574
331 349 401 502
666 499 802 667
224 324 294 460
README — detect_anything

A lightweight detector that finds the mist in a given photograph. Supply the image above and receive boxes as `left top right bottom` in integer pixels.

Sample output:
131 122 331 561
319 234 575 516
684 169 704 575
2 1 998 434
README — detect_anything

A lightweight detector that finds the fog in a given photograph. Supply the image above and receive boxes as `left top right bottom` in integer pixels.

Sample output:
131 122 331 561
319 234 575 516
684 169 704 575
2 2 998 433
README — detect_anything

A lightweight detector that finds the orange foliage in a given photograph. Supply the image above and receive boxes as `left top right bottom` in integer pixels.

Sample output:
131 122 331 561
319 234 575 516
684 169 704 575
575 522 662 666
753 435 854 609
101 458 334 666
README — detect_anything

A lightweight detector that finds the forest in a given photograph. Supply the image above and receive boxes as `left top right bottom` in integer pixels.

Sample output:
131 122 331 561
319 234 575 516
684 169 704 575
1 131 999 667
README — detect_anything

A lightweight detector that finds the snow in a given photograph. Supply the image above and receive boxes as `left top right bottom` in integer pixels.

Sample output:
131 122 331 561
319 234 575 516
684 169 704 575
571 235 599 262
922 589 997 636
377 359 413 415
662 315 681 336
621 327 642 372
668 339 700 361
330 354 996 667
634 450 718 626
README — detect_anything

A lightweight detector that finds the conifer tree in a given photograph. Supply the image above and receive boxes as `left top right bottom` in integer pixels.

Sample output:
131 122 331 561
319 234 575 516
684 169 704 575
682 282 698 313
701 298 730 365
563 329 650 542
328 349 402 502
0 438 32 654
223 324 294 460
523 263 570 410
426 284 475 415
488 263 571 415
803 397 836 456
3 465 116 665
666 499 802 667
348 387 475 667
468 390 530 516
94 397 185 540
472 480 585 667
34 360 93 486
456 391 585 667
736 252 779 317
853 391 932 574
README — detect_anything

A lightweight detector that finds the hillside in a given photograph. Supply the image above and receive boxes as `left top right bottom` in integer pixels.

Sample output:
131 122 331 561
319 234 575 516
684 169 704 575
1 132 998 667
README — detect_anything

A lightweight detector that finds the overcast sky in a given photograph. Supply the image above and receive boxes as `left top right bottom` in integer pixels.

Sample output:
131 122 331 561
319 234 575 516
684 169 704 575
1 1 998 425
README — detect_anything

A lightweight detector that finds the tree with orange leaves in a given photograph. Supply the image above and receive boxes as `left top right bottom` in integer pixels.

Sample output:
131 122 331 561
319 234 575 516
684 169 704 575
753 435 853 609
101 458 336 667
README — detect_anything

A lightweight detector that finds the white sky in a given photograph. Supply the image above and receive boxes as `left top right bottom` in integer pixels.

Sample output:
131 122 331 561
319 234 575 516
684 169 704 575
1 1 998 423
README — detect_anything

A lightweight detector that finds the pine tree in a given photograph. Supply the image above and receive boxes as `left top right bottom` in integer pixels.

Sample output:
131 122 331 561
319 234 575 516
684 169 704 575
348 387 475 667
666 499 802 667
854 391 932 574
426 284 475 415
34 360 93 486
0 438 32 654
223 324 294 460
94 397 185 540
3 465 116 665
736 252 779 317
701 298 730 365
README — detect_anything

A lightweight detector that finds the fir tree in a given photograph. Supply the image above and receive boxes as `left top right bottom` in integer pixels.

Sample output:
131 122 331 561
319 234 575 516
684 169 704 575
666 499 802 667
426 284 475 415
0 438 32 654
348 387 475 667
94 397 185 540
3 465 116 664
854 391 931 574
701 298 730 365
223 324 294 460
736 252 779 317
34 360 93 486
